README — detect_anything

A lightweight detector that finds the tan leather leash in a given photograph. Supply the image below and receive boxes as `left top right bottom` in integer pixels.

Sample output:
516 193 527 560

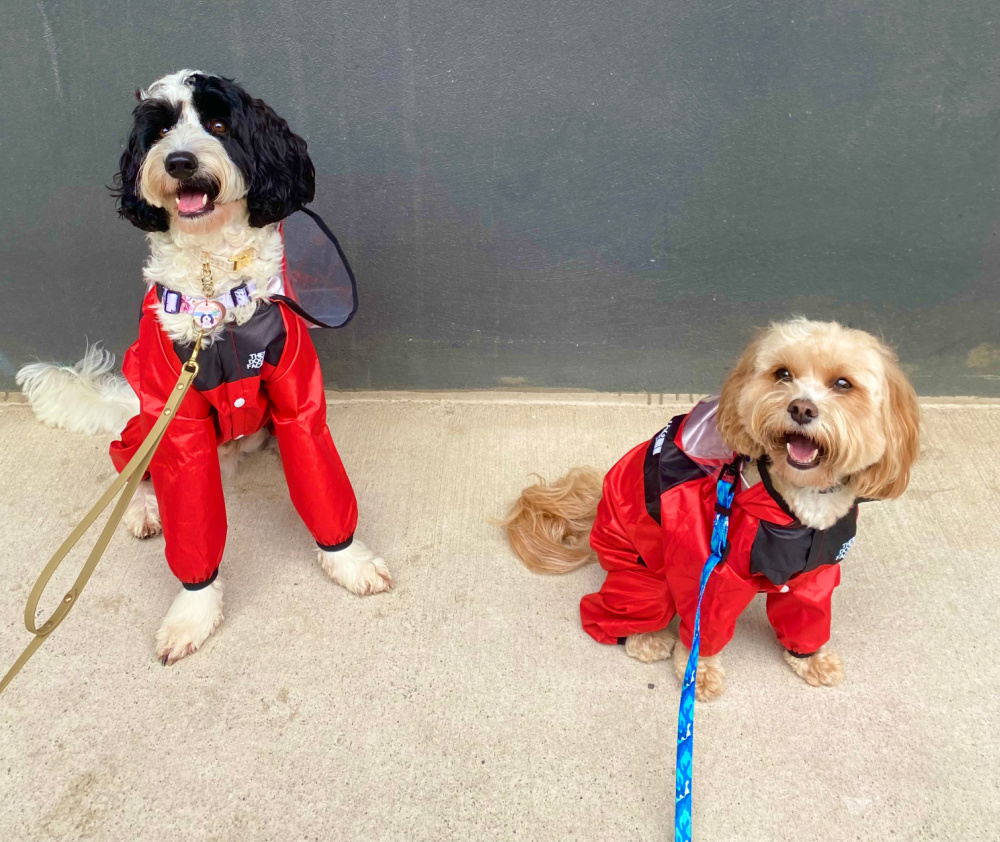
0 334 204 695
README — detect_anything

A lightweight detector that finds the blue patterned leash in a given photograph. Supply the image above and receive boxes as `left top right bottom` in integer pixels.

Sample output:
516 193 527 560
674 459 740 842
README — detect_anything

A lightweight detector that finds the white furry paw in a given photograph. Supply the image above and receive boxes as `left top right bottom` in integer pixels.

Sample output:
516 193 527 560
318 539 393 596
625 629 676 663
154 580 224 665
673 642 726 702
123 479 161 539
218 428 270 482
238 427 270 455
783 648 845 687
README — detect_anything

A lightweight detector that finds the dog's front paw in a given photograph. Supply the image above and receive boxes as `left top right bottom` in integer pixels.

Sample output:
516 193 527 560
673 642 726 702
124 479 161 539
154 581 224 665
318 539 393 596
625 629 676 663
783 648 845 687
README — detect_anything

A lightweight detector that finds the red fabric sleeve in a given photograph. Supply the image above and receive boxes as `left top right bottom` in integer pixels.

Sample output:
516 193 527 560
581 447 676 644
264 309 358 547
109 341 142 474
149 413 227 586
111 293 226 586
580 567 677 645
765 563 841 654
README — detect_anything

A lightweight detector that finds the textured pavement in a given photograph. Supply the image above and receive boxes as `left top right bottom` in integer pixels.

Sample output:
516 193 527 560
1 391 998 841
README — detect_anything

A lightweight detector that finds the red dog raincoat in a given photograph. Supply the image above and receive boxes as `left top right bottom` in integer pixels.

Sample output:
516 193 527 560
582 399 858 657
110 286 357 589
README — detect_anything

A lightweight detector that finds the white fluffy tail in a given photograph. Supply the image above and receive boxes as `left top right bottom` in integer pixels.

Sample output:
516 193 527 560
15 344 139 435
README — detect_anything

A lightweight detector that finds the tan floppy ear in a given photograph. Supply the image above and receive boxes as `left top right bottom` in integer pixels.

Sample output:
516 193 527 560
851 350 920 500
715 337 763 457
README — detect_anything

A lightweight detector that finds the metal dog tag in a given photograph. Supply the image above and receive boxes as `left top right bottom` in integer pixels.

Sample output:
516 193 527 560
189 298 226 330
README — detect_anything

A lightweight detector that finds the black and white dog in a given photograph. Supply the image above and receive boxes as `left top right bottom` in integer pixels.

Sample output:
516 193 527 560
18 70 391 664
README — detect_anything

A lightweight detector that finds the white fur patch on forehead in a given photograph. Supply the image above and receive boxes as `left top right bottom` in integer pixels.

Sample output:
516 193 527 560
140 69 206 102
141 69 219 128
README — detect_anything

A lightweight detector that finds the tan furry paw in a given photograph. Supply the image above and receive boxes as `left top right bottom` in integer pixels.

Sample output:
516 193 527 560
783 648 845 687
673 642 726 702
318 539 393 596
625 629 676 663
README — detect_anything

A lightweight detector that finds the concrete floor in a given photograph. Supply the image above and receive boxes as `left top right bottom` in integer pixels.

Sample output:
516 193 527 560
0 390 998 841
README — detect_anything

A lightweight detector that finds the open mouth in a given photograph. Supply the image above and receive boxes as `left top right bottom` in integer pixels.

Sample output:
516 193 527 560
785 433 823 469
174 180 220 219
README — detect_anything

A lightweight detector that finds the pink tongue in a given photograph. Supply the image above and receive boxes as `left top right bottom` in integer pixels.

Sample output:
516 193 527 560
177 193 205 214
788 435 818 463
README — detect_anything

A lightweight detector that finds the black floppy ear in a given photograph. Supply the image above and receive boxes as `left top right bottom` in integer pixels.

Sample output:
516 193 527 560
243 98 315 227
110 114 169 232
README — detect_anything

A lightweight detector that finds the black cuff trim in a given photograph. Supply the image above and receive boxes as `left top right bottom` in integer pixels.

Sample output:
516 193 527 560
318 535 354 553
617 637 628 646
786 648 816 659
182 568 219 591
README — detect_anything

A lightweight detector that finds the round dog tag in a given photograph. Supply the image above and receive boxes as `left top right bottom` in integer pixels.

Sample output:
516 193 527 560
190 298 226 330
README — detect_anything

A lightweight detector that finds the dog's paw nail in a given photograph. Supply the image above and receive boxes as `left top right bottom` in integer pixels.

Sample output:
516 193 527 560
321 548 393 596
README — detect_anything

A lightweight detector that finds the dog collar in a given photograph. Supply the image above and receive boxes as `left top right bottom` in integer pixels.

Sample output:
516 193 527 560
201 248 256 274
158 281 257 330
199 248 256 298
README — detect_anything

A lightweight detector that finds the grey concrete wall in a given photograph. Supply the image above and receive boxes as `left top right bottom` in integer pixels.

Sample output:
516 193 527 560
1 1 998 395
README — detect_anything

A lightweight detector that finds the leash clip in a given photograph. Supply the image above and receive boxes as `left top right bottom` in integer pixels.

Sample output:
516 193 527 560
181 331 205 378
718 456 742 485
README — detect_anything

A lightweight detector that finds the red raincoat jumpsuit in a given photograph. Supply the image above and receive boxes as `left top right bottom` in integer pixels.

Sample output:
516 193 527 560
110 286 358 589
581 400 858 658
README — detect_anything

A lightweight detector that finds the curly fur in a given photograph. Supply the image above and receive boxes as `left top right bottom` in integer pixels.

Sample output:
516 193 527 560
716 318 920 506
111 69 314 233
111 96 173 232
108 70 315 345
500 318 920 696
493 468 603 574
16 71 383 668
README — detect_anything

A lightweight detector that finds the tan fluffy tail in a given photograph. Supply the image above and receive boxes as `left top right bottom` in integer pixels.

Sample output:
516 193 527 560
494 467 604 574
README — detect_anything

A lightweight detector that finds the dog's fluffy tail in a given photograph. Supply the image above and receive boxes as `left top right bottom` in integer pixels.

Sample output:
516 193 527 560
15 344 138 435
495 467 604 574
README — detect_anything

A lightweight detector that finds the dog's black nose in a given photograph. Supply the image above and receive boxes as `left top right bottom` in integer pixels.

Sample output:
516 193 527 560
164 151 199 180
788 399 818 425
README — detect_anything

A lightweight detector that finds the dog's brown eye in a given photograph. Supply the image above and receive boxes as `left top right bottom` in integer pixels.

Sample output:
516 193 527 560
774 367 792 382
158 126 170 138
833 377 852 391
207 119 227 135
